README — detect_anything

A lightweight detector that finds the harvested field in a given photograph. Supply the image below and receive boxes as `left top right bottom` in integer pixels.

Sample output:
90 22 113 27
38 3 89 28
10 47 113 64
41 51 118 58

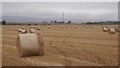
2 25 118 66
0 25 2 67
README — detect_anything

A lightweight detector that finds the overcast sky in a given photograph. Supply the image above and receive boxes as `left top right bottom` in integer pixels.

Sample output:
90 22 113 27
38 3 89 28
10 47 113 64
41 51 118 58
2 2 118 23
0 3 2 21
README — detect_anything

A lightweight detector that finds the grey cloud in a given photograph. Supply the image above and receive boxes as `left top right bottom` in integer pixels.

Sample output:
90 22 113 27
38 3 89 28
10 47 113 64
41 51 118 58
2 2 118 23
0 3 2 21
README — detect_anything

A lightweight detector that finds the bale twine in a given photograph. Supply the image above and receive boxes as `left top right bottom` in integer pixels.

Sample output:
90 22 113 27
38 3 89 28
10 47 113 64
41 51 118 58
103 27 108 32
108 29 116 34
29 28 35 33
21 29 27 34
16 33 44 57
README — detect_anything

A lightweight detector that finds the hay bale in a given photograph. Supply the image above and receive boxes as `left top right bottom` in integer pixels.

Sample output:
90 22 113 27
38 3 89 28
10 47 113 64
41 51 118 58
37 26 40 30
108 29 116 34
29 28 35 33
18 28 22 32
36 32 44 56
17 33 44 57
48 26 50 28
30 26 34 28
34 26 37 28
21 27 25 29
66 26 68 28
74 26 77 28
21 29 27 34
103 27 108 32
61 26 63 28
85 26 88 28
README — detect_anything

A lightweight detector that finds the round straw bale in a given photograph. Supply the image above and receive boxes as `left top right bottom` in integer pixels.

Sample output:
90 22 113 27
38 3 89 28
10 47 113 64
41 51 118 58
85 26 88 28
21 29 27 34
37 26 40 30
36 32 44 56
48 26 50 28
29 28 35 33
34 26 37 28
108 29 116 34
21 27 25 29
103 27 108 32
66 26 68 28
30 26 34 28
18 28 22 32
61 26 63 28
74 26 77 28
16 33 44 57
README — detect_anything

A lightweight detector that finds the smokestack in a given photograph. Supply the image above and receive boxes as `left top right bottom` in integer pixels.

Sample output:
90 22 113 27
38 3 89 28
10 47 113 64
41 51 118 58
62 12 64 23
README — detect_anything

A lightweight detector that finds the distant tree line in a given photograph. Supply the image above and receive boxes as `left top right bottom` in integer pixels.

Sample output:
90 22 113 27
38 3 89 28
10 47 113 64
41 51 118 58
86 22 98 24
43 21 71 24
85 21 119 25
2 21 6 25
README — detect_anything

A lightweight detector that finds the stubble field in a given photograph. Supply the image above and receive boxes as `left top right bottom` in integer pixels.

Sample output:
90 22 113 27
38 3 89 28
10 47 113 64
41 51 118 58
2 24 118 66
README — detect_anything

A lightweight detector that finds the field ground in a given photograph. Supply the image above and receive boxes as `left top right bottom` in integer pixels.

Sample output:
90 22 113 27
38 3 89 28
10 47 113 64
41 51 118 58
2 24 118 66
0 25 2 67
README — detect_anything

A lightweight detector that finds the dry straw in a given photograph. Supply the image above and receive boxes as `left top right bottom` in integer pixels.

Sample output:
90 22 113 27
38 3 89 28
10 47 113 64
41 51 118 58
37 26 40 30
66 26 68 28
29 28 35 33
34 26 37 28
48 26 50 28
61 26 63 28
108 29 116 34
74 26 77 28
85 26 88 28
16 32 44 57
18 28 22 32
30 26 34 28
21 27 25 29
103 27 108 32
21 29 27 34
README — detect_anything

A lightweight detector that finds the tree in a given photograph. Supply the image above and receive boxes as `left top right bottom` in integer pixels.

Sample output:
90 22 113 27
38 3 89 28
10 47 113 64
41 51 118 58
54 21 57 23
28 22 31 26
51 21 53 23
67 21 71 24
2 21 6 25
